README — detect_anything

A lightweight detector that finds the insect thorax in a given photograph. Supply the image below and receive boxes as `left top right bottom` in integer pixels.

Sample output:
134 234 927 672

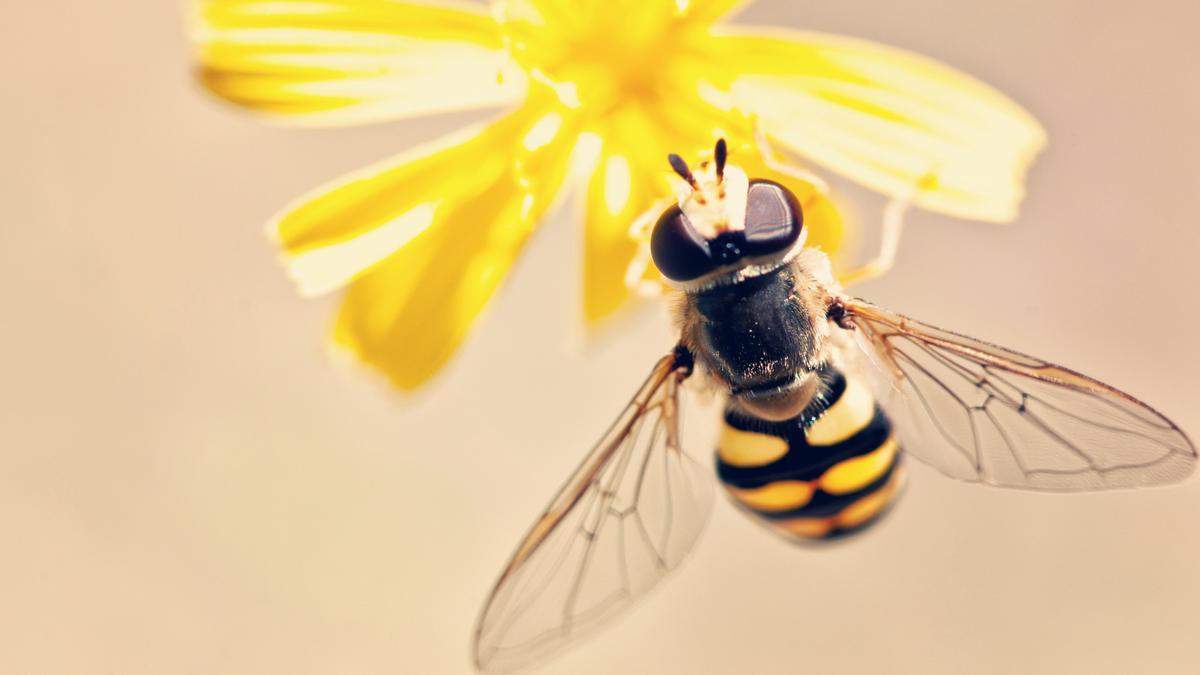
686 265 826 387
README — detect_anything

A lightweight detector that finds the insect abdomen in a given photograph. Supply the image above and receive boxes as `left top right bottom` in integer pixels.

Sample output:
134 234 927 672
715 368 905 541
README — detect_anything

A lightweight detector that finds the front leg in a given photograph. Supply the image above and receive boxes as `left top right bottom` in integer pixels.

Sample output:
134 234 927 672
752 117 830 195
623 196 674 297
837 171 938 286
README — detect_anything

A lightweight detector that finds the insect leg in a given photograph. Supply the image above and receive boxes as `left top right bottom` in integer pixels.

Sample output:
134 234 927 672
837 193 911 286
752 117 830 195
837 169 939 286
623 197 673 297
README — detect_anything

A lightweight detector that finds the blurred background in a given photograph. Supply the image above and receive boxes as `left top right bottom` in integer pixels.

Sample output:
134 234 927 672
3 1 1200 673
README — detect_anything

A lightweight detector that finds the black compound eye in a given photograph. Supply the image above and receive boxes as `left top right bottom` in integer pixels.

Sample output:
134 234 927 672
650 180 803 283
742 180 803 257
650 205 717 282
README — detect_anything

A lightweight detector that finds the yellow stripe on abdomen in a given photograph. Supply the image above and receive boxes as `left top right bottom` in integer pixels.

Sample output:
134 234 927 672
831 463 906 529
818 435 897 495
776 517 836 539
804 375 875 445
717 425 789 467
772 463 906 538
728 481 815 512
772 466 902 538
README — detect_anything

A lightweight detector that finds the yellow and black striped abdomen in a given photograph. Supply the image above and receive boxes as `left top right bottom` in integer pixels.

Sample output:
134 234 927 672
716 368 905 541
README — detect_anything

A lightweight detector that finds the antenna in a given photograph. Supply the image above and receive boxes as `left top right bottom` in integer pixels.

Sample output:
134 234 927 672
667 153 699 190
714 138 727 183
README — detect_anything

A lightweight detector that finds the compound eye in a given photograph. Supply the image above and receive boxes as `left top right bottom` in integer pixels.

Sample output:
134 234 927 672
743 180 803 257
650 205 716 282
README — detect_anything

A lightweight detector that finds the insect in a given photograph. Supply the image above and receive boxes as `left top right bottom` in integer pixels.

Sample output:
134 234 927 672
471 139 1196 673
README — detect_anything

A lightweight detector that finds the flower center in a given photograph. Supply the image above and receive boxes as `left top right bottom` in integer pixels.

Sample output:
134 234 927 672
496 0 701 114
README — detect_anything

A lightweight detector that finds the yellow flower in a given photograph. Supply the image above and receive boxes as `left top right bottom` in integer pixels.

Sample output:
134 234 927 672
189 0 1045 390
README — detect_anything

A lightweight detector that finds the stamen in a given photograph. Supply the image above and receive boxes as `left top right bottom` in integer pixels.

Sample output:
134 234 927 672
667 153 699 190
714 138 727 183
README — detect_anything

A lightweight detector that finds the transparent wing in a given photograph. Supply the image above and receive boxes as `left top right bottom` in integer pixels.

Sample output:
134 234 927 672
472 350 714 673
843 298 1196 490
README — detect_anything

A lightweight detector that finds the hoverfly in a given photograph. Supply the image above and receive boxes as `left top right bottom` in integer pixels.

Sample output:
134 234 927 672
472 139 1196 673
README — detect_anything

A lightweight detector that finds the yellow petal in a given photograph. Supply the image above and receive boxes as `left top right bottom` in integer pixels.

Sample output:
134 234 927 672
274 99 577 389
334 107 577 389
706 29 1047 222
579 110 678 324
582 147 647 323
190 0 525 125
274 121 512 293
519 0 747 26
677 0 749 25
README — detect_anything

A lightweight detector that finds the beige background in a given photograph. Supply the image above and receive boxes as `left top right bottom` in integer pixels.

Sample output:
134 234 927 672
4 1 1200 674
